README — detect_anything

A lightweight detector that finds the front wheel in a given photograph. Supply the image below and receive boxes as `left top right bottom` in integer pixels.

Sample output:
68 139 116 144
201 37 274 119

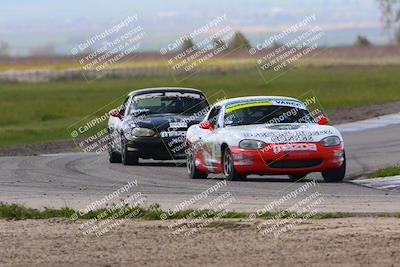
223 147 246 181
108 145 122 163
321 153 346 182
121 135 139 165
108 129 121 163
187 147 208 179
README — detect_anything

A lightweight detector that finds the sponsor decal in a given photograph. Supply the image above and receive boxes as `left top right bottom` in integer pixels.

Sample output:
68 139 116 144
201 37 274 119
160 130 186 138
272 143 317 153
244 131 314 142
169 122 187 128
266 124 301 130
271 100 305 109
225 100 272 113
243 130 335 140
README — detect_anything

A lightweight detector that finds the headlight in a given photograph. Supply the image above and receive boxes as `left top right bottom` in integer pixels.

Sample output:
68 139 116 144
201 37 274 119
131 128 155 137
239 139 268 149
320 136 341 146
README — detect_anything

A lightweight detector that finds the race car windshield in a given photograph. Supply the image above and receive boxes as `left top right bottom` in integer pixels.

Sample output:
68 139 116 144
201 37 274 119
130 94 209 115
224 105 315 126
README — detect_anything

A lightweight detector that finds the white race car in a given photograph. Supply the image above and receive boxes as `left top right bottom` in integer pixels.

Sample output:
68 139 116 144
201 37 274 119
185 96 346 182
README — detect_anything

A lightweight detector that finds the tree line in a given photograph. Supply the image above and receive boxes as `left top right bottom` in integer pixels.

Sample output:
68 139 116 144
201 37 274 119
179 31 251 52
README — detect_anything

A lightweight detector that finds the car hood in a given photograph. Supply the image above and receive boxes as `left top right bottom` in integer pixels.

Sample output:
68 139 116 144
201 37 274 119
221 123 342 144
125 113 204 133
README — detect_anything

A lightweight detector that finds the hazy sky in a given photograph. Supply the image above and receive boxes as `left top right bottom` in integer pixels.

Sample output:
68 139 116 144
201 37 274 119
0 0 388 55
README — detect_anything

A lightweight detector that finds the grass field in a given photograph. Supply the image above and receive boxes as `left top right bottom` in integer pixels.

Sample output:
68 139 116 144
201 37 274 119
1 46 400 71
1 67 400 147
368 165 400 178
0 202 355 220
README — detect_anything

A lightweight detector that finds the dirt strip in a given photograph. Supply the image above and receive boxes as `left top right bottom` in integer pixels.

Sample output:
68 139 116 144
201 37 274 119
326 101 400 125
0 139 80 156
1 217 399 267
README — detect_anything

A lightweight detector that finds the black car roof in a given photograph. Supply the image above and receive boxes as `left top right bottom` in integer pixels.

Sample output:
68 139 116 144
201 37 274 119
128 87 204 97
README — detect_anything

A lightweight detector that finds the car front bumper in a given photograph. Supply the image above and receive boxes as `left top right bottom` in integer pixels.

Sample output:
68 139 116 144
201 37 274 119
229 142 345 174
126 136 186 160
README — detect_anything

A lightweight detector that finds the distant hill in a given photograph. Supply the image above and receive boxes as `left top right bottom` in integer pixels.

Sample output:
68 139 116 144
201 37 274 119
0 0 387 55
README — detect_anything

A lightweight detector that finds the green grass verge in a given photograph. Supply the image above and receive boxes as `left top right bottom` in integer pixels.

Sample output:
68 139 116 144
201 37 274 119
367 165 400 178
0 202 385 221
1 67 400 147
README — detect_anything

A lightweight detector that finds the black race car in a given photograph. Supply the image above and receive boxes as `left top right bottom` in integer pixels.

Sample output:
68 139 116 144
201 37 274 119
107 87 209 165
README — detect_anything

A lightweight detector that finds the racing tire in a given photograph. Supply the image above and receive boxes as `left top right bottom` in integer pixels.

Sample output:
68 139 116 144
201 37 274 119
321 153 346 183
288 173 308 182
109 150 122 163
121 135 139 166
223 147 247 181
108 131 122 163
187 147 208 179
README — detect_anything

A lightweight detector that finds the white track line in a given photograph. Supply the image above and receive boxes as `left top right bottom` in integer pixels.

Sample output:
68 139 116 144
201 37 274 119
336 112 400 133
351 175 400 192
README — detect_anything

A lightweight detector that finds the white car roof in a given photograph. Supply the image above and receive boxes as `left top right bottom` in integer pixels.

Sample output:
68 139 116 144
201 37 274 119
128 87 203 96
216 96 305 107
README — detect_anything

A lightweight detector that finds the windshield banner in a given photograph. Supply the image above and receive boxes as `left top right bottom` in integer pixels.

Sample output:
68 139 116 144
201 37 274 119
225 100 272 113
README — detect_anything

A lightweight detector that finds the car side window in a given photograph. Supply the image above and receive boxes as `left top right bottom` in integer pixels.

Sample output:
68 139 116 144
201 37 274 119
119 96 130 117
208 106 221 128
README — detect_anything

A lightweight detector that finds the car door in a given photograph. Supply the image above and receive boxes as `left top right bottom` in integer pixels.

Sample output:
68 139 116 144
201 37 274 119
200 105 223 172
109 96 130 152
208 106 225 170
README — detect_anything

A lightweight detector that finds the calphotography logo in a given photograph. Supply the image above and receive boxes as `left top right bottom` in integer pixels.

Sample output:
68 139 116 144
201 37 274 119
157 180 237 237
250 179 326 239
166 180 227 215
249 14 326 83
159 14 247 82
67 95 127 155
71 13 147 82
168 191 235 237
71 179 147 237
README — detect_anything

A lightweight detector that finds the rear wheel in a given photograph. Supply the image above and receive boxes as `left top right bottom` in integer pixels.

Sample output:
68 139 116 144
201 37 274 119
121 135 139 165
322 153 346 183
223 147 246 181
187 147 208 179
288 173 308 181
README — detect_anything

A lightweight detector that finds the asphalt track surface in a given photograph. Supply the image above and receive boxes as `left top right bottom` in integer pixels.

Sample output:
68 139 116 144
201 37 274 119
1 121 400 213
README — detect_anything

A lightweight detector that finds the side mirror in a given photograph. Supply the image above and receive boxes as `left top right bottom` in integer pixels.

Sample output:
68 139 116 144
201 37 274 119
109 108 121 119
316 115 329 125
199 120 214 131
